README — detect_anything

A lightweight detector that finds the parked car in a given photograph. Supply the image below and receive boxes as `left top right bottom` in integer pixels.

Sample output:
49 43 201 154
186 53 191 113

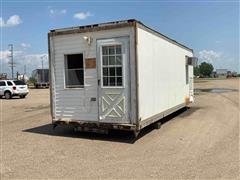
0 80 29 99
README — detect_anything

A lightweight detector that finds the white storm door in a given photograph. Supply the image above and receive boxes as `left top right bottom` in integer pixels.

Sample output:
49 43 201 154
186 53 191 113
97 37 130 123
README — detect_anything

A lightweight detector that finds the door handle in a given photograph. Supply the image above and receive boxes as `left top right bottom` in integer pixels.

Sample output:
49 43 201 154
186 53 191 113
98 79 100 86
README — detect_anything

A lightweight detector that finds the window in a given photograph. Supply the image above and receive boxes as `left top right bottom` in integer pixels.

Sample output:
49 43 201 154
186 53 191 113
102 45 123 87
0 81 6 86
185 56 189 85
13 81 26 85
186 65 189 84
65 54 84 88
7 81 13 86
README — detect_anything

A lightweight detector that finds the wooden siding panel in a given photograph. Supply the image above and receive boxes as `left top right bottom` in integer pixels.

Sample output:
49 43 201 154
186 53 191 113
52 27 134 121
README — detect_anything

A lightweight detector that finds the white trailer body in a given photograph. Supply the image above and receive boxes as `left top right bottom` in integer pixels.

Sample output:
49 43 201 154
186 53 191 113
48 19 195 135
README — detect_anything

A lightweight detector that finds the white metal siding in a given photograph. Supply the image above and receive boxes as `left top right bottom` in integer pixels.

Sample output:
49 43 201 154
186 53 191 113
137 27 193 121
50 27 135 121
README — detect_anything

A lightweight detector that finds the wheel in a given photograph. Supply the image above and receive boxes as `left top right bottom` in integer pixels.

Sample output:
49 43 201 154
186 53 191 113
0 96 2 99
154 122 162 129
20 95 26 98
133 130 140 138
4 91 12 99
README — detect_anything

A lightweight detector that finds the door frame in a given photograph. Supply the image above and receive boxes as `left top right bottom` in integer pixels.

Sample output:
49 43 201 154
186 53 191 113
96 36 131 123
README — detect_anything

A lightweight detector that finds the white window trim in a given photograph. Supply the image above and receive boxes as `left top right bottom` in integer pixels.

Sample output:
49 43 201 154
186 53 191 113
63 52 85 89
100 43 125 89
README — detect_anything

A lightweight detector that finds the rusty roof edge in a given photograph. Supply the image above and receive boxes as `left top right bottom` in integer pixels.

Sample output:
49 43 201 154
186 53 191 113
49 19 193 53
49 19 136 33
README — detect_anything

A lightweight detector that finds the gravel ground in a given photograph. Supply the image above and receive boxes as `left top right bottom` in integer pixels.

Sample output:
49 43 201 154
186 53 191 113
0 79 239 179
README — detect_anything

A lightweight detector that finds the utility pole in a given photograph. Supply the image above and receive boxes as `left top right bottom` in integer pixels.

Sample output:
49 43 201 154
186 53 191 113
24 65 26 75
8 44 14 79
23 65 26 82
41 55 44 82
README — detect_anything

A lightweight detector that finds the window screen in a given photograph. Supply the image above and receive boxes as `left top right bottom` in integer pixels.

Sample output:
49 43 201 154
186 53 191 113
102 45 123 87
65 54 84 88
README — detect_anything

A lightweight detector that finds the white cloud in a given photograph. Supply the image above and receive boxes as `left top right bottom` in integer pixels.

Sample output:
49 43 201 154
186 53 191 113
73 12 93 20
50 9 55 14
49 9 67 16
0 50 23 64
0 17 4 27
198 50 221 63
198 50 239 72
60 9 67 14
0 50 10 61
0 50 48 77
20 43 31 48
0 15 22 27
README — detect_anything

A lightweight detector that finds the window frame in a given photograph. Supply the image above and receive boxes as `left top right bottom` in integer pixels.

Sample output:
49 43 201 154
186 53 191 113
64 53 85 89
100 43 125 88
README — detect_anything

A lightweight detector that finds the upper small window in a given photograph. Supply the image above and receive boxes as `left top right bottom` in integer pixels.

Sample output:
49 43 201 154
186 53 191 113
0 81 6 86
7 81 13 86
65 54 84 88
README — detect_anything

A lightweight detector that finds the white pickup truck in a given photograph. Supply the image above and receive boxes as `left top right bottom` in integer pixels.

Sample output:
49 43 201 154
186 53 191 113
0 80 29 99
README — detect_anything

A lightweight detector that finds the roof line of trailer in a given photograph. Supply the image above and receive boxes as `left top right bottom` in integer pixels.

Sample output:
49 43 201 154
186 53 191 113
49 19 193 52
135 21 193 53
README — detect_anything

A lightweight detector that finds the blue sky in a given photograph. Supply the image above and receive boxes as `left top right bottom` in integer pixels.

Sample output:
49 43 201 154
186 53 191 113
1 0 239 77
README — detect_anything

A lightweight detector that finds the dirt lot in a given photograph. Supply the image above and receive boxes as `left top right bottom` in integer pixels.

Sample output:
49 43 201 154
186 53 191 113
0 79 239 179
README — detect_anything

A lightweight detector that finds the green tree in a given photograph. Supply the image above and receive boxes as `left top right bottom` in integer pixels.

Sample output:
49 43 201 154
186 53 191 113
194 66 200 76
28 77 36 84
199 62 214 77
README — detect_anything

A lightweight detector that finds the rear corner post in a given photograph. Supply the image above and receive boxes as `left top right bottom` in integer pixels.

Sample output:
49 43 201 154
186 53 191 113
133 21 140 132
48 33 54 122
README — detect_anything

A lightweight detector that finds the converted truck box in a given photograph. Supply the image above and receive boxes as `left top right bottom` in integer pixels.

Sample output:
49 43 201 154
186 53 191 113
48 19 196 137
32 69 49 88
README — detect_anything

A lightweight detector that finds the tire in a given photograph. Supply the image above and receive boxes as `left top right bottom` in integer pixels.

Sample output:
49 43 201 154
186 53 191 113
20 95 26 98
0 96 2 99
133 130 140 138
154 122 162 129
4 91 12 99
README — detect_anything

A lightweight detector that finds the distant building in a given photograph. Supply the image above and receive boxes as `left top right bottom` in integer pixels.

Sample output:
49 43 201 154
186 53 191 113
232 72 238 77
227 71 232 78
0 73 7 80
32 69 49 88
227 71 238 78
216 69 228 78
17 74 29 82
210 71 217 78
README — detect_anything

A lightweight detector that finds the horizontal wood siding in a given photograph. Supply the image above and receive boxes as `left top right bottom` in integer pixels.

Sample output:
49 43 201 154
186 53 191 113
51 27 134 121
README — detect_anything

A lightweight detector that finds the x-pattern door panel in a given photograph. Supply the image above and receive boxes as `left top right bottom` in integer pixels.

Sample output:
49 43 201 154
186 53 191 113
101 92 125 118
